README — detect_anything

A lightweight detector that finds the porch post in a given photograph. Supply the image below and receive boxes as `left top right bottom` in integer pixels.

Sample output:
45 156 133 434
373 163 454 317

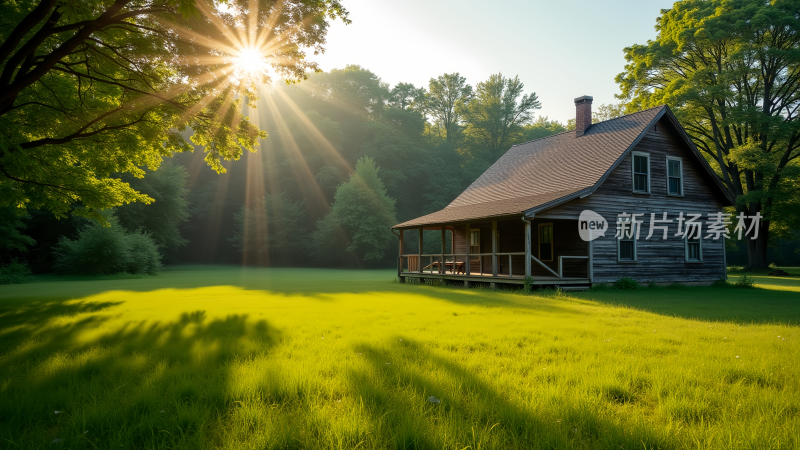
440 227 446 274
524 220 531 278
465 223 471 276
418 228 424 274
491 220 498 277
399 229 405 282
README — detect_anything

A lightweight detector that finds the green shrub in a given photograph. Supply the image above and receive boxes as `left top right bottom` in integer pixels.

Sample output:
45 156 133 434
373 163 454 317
53 220 161 276
733 275 755 289
614 277 640 290
591 282 612 291
0 261 33 284
54 220 128 275
523 276 534 293
124 231 163 275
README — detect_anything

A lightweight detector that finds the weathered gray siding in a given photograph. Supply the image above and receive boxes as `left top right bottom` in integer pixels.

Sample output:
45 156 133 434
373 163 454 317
539 116 726 283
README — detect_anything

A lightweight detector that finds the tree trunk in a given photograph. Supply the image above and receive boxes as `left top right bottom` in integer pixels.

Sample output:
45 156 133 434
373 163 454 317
744 220 769 270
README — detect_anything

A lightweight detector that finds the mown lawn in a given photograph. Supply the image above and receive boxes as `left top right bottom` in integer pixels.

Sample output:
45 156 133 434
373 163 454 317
0 267 798 449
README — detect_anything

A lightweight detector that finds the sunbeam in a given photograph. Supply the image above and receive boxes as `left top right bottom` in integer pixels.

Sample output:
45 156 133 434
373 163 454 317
240 99 269 266
261 93 331 216
272 88 352 172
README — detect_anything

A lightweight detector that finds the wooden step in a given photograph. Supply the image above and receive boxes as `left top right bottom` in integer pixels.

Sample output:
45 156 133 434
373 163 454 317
557 285 591 291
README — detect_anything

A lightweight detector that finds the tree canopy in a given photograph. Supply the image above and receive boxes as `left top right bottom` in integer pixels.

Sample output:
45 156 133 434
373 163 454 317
0 208 35 259
617 0 800 268
0 0 348 220
426 73 472 143
460 73 541 162
312 156 397 265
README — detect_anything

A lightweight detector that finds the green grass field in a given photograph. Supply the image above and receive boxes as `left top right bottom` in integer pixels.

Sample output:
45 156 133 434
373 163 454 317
1 267 798 449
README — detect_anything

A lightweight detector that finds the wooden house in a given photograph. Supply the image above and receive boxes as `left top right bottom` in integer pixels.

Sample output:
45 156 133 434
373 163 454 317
392 96 735 288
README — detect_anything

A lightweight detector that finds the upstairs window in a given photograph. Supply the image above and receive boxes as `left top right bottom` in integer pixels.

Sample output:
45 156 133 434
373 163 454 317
469 230 480 254
685 224 702 262
667 157 683 196
539 223 553 261
632 152 650 193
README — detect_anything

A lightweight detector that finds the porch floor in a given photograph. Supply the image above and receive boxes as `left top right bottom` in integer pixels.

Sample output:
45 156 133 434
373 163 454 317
399 272 590 285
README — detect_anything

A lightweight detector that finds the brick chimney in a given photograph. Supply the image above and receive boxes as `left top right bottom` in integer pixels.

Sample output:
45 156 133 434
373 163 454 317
574 95 593 137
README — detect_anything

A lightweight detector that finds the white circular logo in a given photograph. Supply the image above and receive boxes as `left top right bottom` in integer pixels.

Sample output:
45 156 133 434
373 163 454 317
578 210 607 241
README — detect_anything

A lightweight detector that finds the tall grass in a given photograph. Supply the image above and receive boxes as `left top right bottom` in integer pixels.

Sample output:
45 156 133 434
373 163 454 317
0 267 798 449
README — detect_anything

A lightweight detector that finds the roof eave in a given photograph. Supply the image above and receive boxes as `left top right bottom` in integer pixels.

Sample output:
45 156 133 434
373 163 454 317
524 187 594 216
392 212 526 230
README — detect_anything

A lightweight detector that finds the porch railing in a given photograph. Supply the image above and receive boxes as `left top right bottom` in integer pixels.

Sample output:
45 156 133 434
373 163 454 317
400 254 468 275
531 255 590 279
558 256 590 279
400 252 527 277
496 252 526 277
402 254 590 279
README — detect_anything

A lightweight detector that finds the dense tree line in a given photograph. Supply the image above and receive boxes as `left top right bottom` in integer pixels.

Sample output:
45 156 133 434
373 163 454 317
3 61 798 278
5 61 796 278
176 66 566 267
0 64 572 275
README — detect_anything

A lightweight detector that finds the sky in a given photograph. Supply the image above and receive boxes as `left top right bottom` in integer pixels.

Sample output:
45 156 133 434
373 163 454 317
312 0 674 124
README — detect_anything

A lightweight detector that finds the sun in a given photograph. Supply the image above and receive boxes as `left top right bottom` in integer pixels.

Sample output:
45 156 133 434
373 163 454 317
232 47 267 76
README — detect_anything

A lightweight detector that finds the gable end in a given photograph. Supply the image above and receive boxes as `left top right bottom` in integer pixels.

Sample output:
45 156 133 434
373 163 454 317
588 107 733 207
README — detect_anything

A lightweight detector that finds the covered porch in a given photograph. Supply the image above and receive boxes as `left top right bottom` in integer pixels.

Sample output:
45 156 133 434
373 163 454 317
396 216 592 288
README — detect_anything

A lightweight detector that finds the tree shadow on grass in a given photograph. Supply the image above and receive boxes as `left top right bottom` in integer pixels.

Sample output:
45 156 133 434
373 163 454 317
0 299 123 345
573 285 800 325
346 338 670 449
0 300 282 449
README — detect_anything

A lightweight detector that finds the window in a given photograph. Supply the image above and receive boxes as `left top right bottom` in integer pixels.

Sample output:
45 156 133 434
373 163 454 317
632 152 650 193
538 223 553 261
685 224 702 262
617 220 637 262
469 229 480 254
667 157 683 196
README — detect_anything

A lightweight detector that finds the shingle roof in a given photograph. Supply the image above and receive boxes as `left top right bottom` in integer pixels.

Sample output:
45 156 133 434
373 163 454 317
394 105 667 228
